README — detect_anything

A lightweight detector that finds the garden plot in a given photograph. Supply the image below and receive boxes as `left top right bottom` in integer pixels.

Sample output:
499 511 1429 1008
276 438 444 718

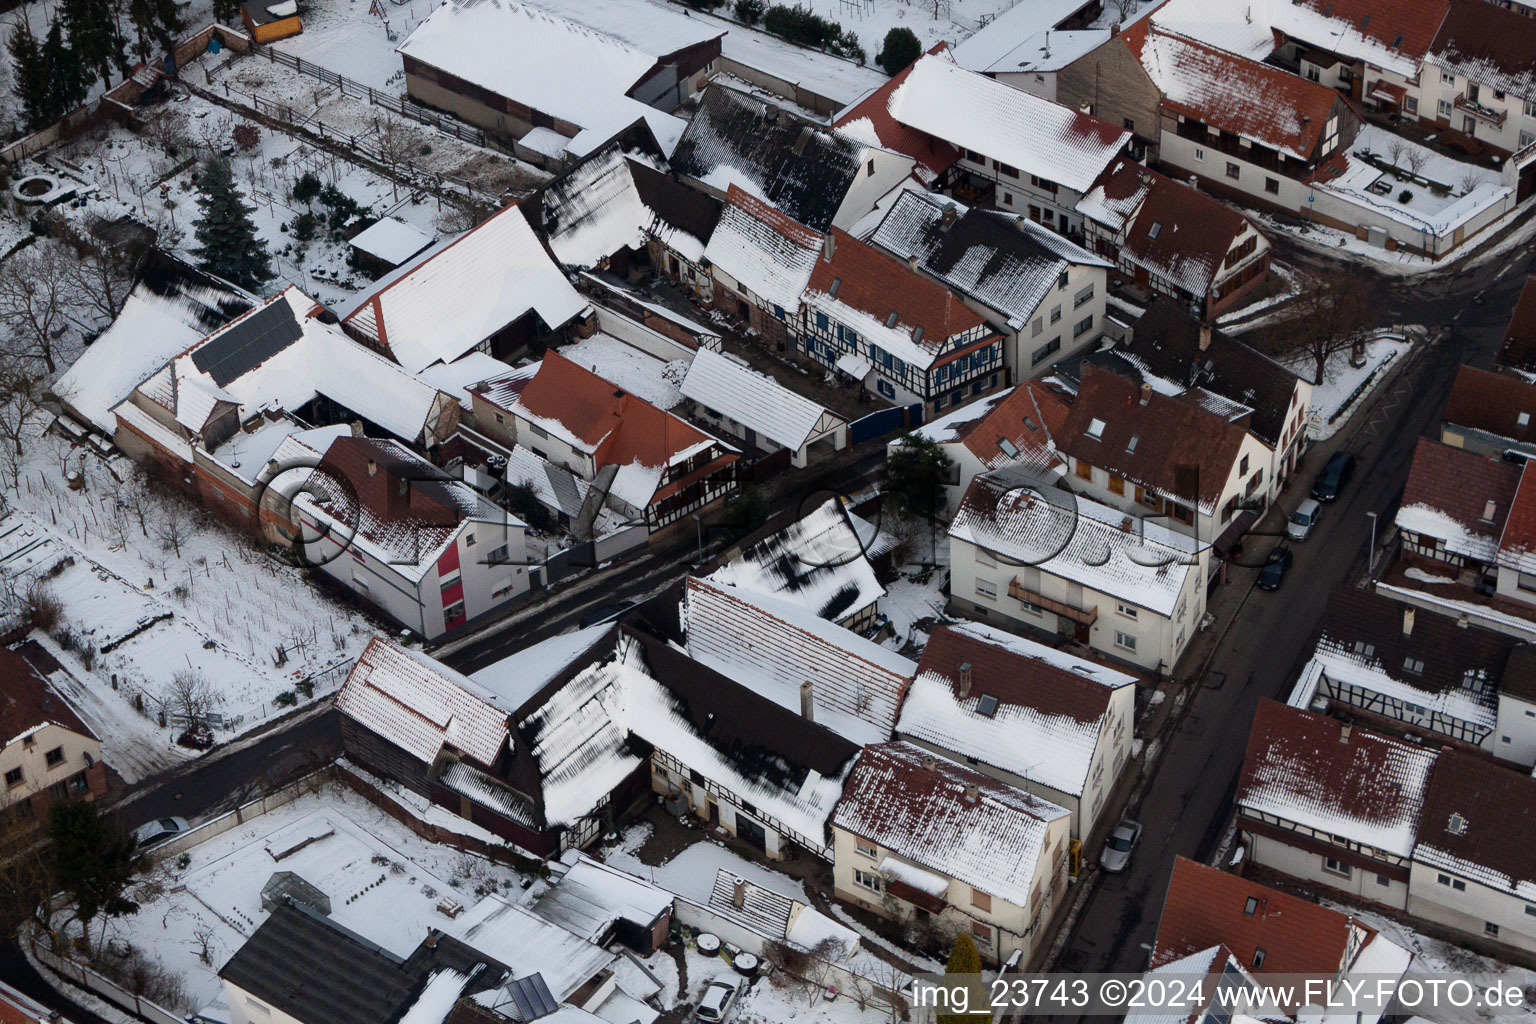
270 0 433 91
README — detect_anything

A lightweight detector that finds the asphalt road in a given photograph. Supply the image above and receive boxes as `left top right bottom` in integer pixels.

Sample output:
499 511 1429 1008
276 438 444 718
1052 231 1536 986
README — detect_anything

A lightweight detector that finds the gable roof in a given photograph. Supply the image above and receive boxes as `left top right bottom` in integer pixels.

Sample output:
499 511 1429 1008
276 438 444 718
1153 857 1362 977
897 622 1134 796
1443 363 1536 450
804 228 995 371
672 85 880 233
833 741 1068 908
1415 748 1536 900
1118 173 1260 298
1395 436 1522 562
832 43 960 185
443 895 615 1003
530 853 672 943
870 190 1107 330
681 348 838 452
1428 0 1536 99
1096 300 1303 448
949 0 1104 71
0 647 97 746
1128 22 1345 160
887 53 1131 193
949 470 1206 616
1237 699 1437 858
681 575 914 746
340 203 588 373
702 186 823 314
916 380 1071 476
1497 276 1536 376
1058 362 1251 514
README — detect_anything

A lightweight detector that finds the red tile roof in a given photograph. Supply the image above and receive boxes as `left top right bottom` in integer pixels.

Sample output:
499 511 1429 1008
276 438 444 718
832 43 960 184
1430 0 1536 99
1497 275 1536 375
1292 0 1450 61
1121 173 1257 296
806 229 991 347
1415 748 1536 900
1442 364 1536 446
1400 436 1522 551
0 646 97 745
960 381 1071 472
1496 462 1536 572
1153 856 1361 979
722 184 824 252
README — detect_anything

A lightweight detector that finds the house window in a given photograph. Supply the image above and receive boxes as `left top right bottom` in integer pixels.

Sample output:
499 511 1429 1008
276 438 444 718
1439 99 1453 118
1519 572 1536 593
1486 922 1500 937
1109 475 1125 495
1377 874 1392 887
1073 316 1094 339
977 548 996 568
970 888 992 912
975 578 997 600
856 840 878 858
1403 657 1424 675
3 767 20 787
491 578 517 600
1251 948 1266 970
998 162 1020 178
1074 284 1094 308
1003 192 1013 206
1322 857 1351 878
440 569 462 591
464 533 476 547
1441 71 1455 84
529 424 548 440
1124 117 1136 131
854 869 882 892
1114 631 1137 652
1240 455 1250 475
44 747 64 768
1265 177 1279 195
1116 603 1139 619
1031 338 1061 365
352 571 370 594
1076 461 1093 481
867 158 875 176
1436 873 1467 891
488 544 509 564
1405 96 1419 116
1195 147 1205 161
971 921 992 941
1031 317 1043 337
1225 162 1240 180
444 600 466 621
1523 131 1536 150
877 380 896 399
1525 904 1536 918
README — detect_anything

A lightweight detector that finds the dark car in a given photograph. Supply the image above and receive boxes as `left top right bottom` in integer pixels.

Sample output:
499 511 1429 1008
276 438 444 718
1257 546 1293 590
579 599 636 628
1311 451 1357 502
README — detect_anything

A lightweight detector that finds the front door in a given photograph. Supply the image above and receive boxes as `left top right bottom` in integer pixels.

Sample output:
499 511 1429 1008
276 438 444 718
736 814 768 851
1464 116 1477 135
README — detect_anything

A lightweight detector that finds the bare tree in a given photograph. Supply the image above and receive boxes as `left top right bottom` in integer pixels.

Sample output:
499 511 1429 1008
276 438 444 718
1108 0 1138 21
142 106 193 158
62 221 137 329
0 241 77 373
165 668 213 725
189 924 218 966
1280 275 1376 385
1384 136 1406 168
372 116 417 202
155 501 191 557
1458 170 1484 195
0 368 43 486
193 113 236 157
1404 147 1429 178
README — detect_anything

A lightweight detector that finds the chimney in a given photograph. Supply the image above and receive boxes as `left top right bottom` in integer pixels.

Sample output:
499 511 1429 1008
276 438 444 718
1198 324 1212 351
1402 606 1416 637
1188 174 1199 189
424 931 439 949
922 754 937 771
822 232 836 263
800 680 815 722
1458 612 1471 629
958 661 973 698
732 877 747 909
940 204 958 230
1339 723 1352 744
1139 382 1152 406
907 253 920 272
367 458 378 478
764 103 780 122
1111 20 1121 36
964 783 979 803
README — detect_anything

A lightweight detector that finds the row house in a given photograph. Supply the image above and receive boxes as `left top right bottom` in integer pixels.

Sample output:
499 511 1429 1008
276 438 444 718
868 190 1111 380
895 621 1137 839
882 53 1135 239
831 741 1071 967
1419 0 1536 156
702 187 822 353
1289 585 1536 767
0 648 108 825
801 230 1009 411
949 469 1210 673
469 350 739 534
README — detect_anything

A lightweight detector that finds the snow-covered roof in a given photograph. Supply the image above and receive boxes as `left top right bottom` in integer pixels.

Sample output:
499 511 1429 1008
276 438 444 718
335 637 513 766
912 380 1070 477
699 869 858 958
950 0 1106 72
897 622 1134 797
531 853 673 942
1429 0 1536 99
514 0 723 57
950 470 1206 617
446 895 616 1002
704 498 883 624
1415 748 1536 902
833 742 1068 909
415 352 514 411
396 0 697 160
1238 699 1437 858
57 254 253 433
888 53 1131 194
349 217 435 266
340 203 588 373
682 576 915 746
501 445 635 536
1395 436 1521 563
682 348 838 452
471 625 615 711
703 187 823 314
1499 462 1536 576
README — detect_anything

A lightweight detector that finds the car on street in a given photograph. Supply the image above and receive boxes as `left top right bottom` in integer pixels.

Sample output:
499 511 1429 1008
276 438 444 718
579 599 636 628
1287 499 1322 541
132 816 190 850
1257 546 1293 590
1099 819 1142 873
695 976 743 1022
1311 451 1356 502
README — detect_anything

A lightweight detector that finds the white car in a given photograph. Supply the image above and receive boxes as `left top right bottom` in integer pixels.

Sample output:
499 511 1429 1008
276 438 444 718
132 816 190 850
695 976 743 1023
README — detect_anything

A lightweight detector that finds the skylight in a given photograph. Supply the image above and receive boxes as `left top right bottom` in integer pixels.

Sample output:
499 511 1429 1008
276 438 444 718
1147 222 1162 239
1126 435 1139 453
1087 418 1106 439
829 277 842 298
976 694 999 717
998 438 1020 458
885 311 899 328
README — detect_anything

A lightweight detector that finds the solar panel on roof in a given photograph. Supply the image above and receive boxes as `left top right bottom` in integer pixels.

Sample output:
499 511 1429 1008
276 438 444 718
190 300 303 386
503 973 558 1021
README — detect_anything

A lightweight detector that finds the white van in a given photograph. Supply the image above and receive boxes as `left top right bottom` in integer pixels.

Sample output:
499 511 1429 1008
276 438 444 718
1287 499 1322 541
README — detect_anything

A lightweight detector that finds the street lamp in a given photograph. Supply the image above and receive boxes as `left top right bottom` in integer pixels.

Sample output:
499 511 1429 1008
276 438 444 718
1366 511 1378 578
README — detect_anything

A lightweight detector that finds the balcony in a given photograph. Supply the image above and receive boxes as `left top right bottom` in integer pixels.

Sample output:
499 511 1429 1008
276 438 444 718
1455 93 1508 125
1008 578 1098 624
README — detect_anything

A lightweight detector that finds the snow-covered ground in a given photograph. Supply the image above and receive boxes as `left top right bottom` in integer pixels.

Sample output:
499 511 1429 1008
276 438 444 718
1287 330 1413 441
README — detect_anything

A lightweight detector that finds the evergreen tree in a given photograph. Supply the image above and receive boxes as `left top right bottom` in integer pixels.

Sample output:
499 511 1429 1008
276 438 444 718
938 933 984 1024
7 20 51 131
877 26 921 76
41 18 88 119
128 0 157 63
47 801 142 953
60 0 128 88
212 0 242 26
154 0 184 48
882 432 955 563
191 157 272 292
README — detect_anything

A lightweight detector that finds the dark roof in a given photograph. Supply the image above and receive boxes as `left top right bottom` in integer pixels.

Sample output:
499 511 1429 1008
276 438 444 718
1399 436 1522 548
1442 364 1536 448
1497 276 1536 375
1315 585 1514 705
0 646 97 745
1057 362 1251 512
671 85 868 233
915 625 1126 726
189 296 304 387
1417 748 1536 898
219 903 427 1024
1098 300 1304 447
1119 176 1258 300
628 158 722 245
135 249 254 330
1429 0 1536 99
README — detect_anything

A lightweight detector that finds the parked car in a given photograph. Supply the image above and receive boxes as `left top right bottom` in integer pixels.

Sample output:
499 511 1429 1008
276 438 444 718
579 599 636 628
1257 546 1293 590
1311 451 1356 502
1099 819 1143 873
1287 499 1323 541
695 976 743 1023
132 816 190 850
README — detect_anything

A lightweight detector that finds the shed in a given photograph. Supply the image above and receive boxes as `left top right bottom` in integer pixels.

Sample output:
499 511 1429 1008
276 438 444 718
349 217 436 277
240 0 302 42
